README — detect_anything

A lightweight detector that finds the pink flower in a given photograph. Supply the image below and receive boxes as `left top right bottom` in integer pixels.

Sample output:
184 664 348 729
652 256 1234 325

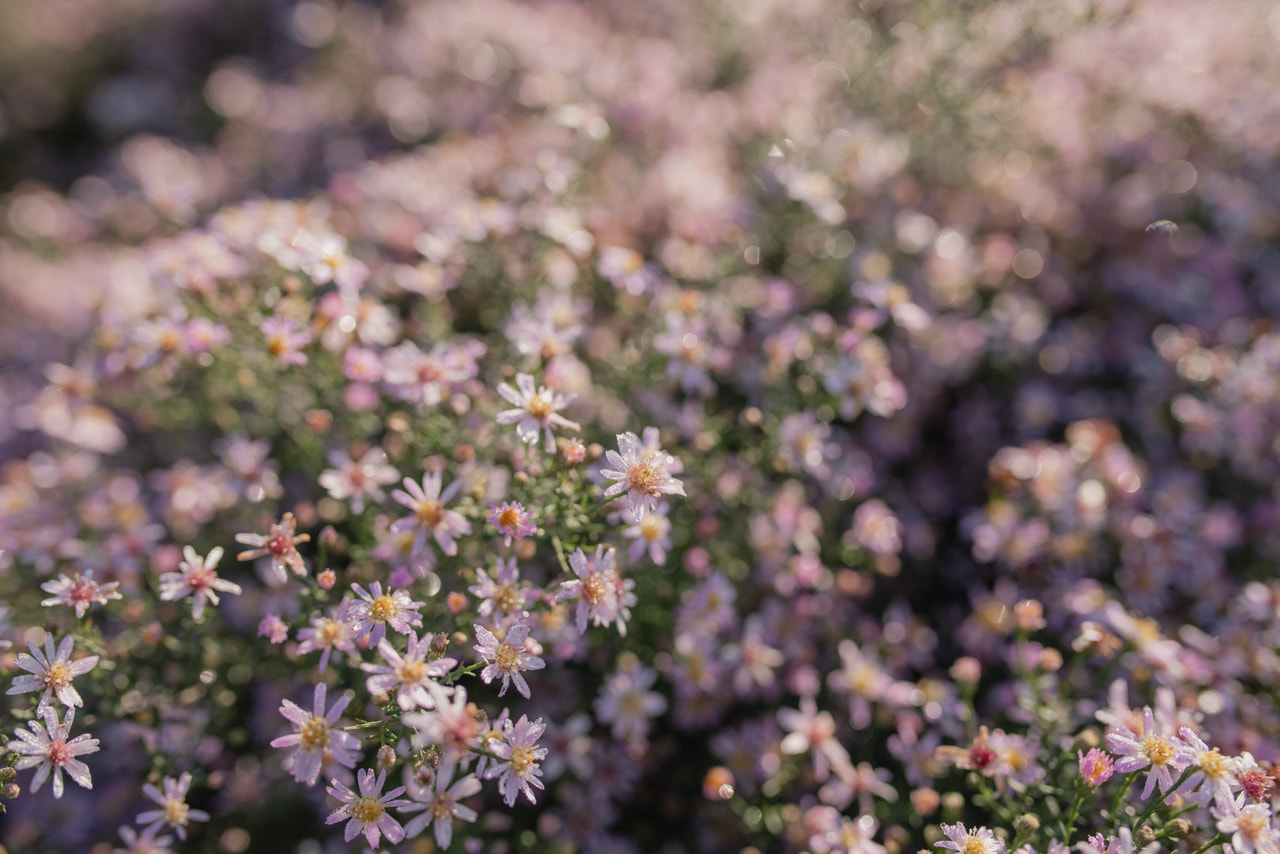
260 315 311 366
403 686 483 781
158 546 242 620
1105 706 1193 801
6 633 99 711
318 447 398 513
258 614 289 644
270 683 362 786
473 615 545 699
594 661 667 744
136 773 210 841
235 511 311 584
487 501 536 547
1078 748 1115 787
468 557 538 620
296 604 356 672
600 431 685 522
495 372 581 452
6 705 99 799
557 545 623 635
40 569 122 618
326 768 410 848
1218 803 1280 854
399 762 481 848
346 581 424 646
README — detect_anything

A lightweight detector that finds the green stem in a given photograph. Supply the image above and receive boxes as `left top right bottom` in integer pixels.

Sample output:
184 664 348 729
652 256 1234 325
1109 770 1141 833
552 535 572 576
1187 833 1228 854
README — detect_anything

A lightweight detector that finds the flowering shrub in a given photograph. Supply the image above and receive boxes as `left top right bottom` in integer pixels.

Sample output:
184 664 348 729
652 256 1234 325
3 0 1280 852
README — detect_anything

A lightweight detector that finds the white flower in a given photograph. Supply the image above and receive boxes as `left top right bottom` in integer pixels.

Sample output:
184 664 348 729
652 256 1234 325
600 431 685 522
6 633 99 711
495 372 581 452
6 704 99 799
40 569 122 618
158 546 242 620
136 773 210 841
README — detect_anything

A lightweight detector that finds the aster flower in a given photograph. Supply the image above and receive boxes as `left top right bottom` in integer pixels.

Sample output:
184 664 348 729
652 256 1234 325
1105 706 1193 801
362 631 457 710
346 581 425 646
318 447 399 513
1078 748 1115 788
6 633 99 711
158 546 242 620
40 569 122 618
557 545 622 635
485 714 548 807
136 773 210 841
296 603 357 672
6 704 99 799
113 825 176 854
487 501 536 547
390 471 471 557
495 372 581 452
935 823 1005 854
779 695 853 783
473 615 545 699
270 683 362 786
403 685 483 780
468 557 539 620
235 511 311 584
623 501 672 565
399 762 482 848
260 315 311 366
593 660 667 744
1218 803 1280 854
1177 726 1239 811
600 431 685 522
326 768 410 848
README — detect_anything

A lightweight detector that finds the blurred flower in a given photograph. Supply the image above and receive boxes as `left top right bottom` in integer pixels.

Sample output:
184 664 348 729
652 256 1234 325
158 545 242 620
399 761 481 848
496 372 581 453
391 471 471 557
40 569 121 618
235 511 311 584
136 773 209 841
487 501 536 547
362 630 456 710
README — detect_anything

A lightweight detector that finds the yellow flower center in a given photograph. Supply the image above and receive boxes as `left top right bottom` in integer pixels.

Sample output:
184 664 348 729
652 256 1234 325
165 797 190 826
509 745 537 776
582 572 609 604
416 499 443 526
527 395 553 420
1142 735 1174 766
370 595 397 623
494 583 521 613
1200 749 1230 779
640 516 663 540
300 716 330 751
626 452 667 497
44 662 73 690
495 644 520 672
962 837 987 854
320 620 345 644
398 659 427 683
498 507 520 527
350 795 384 825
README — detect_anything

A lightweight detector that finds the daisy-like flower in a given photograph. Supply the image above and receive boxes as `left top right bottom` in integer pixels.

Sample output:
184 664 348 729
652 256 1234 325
487 501 536 547
403 685 483 780
1105 706 1194 801
557 545 622 635
1218 803 1280 854
390 471 471 557
346 581 425 646
318 447 399 513
158 546 242 621
296 604 356 672
1078 748 1115 788
495 372 581 452
486 714 548 807
779 695 853 783
270 683 362 786
474 615 546 699
235 511 311 584
260 315 311 366
624 501 672 565
399 762 482 848
136 773 210 841
1178 726 1240 812
468 557 539 620
6 704 99 799
600 431 685 522
593 660 667 744
935 823 1006 854
6 633 99 711
113 825 175 854
40 569 122 618
326 768 411 848
362 631 457 710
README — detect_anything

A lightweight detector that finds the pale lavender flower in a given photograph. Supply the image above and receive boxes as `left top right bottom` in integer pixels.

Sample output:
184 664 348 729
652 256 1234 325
40 569 122 618
318 447 399 513
136 773 210 841
326 768 410 848
403 686 482 780
487 501 536 547
1105 706 1194 801
473 615 545 699
258 614 288 644
1177 726 1240 812
935 823 1005 854
362 631 457 710
113 824 176 854
399 762 481 848
558 545 622 634
1218 803 1280 854
390 471 471 557
495 372 581 452
158 545 242 620
261 315 311 366
779 695 853 783
6 633 99 711
623 501 672 565
346 581 424 646
468 557 539 620
486 714 548 807
296 604 356 672
594 661 667 744
600 431 685 522
6 705 99 799
270 683 362 786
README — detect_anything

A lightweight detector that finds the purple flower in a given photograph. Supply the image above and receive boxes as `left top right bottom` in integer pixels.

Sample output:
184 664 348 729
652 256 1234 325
296 604 356 672
398 762 481 848
260 315 311 366
623 501 672 565
318 447 399 513
600 431 685 522
136 773 210 841
495 372 581 452
270 683 362 786
594 661 667 744
362 631 457 710
326 768 411 848
485 715 548 807
473 615 545 699
6 633 99 711
346 581 425 646
487 501 536 547
1105 706 1194 801
468 557 538 620
557 545 624 635
390 471 471 557
936 824 1005 854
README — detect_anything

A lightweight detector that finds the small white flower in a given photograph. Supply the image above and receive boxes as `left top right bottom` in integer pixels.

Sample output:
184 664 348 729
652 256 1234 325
6 704 99 799
600 431 685 522
495 372 581 452
158 546 242 620
6 633 99 711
